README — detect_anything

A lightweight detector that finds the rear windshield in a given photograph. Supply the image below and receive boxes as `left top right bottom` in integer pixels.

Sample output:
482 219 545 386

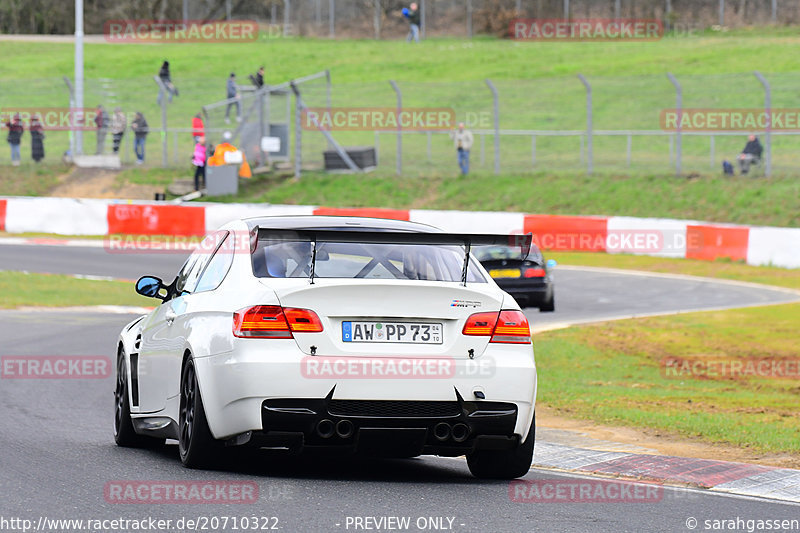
252 240 485 282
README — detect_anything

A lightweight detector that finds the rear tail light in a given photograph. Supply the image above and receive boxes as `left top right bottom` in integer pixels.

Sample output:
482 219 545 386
461 312 498 336
463 310 531 344
233 305 323 338
524 268 546 278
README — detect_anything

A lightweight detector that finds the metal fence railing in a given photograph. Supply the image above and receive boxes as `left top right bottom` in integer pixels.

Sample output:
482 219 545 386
3 71 800 177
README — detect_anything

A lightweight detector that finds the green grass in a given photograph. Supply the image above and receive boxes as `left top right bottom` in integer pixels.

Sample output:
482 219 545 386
536 303 800 453
208 169 800 227
3 32 800 174
0 271 152 308
550 252 800 290
0 163 68 196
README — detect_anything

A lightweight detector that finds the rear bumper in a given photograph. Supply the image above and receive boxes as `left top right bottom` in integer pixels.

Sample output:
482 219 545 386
495 280 552 307
193 341 537 445
248 396 520 457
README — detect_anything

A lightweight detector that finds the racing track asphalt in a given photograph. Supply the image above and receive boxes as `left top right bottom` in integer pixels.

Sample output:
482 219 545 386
1 242 799 532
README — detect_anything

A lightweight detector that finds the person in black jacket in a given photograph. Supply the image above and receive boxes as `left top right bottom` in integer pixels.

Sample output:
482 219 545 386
131 112 148 164
404 3 421 42
157 60 178 105
30 115 45 163
737 134 763 175
5 113 23 166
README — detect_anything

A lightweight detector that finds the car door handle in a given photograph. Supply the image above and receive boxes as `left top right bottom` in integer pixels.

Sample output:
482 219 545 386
165 308 177 325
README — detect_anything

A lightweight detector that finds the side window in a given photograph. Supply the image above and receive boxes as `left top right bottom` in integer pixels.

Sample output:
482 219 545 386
175 231 226 295
195 233 235 293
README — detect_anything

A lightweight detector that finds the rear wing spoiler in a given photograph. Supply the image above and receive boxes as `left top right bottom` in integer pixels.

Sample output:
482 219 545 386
253 227 533 286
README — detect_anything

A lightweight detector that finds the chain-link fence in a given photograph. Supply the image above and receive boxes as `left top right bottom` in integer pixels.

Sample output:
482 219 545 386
3 71 800 176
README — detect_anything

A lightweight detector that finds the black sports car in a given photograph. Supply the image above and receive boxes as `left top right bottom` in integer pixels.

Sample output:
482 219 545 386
474 244 555 312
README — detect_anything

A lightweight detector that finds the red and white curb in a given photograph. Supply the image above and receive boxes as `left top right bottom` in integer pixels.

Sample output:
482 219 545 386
1 196 800 269
534 442 800 503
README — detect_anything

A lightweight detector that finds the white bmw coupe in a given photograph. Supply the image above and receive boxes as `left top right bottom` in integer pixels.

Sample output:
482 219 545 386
114 216 537 479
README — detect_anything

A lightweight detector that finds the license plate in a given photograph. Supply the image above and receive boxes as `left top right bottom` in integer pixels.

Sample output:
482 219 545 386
342 321 443 344
489 268 521 278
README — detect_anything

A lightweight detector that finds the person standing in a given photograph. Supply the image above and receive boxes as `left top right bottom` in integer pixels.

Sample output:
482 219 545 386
192 112 205 143
449 122 474 175
225 73 241 123
403 3 421 43
95 104 109 155
131 112 148 165
192 136 207 191
157 60 178 104
30 115 45 163
5 113 23 166
110 107 127 154
255 66 265 88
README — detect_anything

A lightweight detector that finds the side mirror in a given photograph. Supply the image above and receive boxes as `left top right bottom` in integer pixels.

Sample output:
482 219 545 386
135 276 165 300
546 259 557 269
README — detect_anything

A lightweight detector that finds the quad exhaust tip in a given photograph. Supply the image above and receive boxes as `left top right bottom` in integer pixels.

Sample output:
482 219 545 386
316 419 336 439
336 419 354 439
433 422 452 442
451 423 470 443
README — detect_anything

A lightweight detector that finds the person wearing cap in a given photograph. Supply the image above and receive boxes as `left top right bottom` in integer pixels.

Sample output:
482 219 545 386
207 131 251 178
225 73 241 124
5 113 23 166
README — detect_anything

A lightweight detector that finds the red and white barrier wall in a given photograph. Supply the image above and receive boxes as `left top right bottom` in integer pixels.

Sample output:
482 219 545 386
1 196 798 269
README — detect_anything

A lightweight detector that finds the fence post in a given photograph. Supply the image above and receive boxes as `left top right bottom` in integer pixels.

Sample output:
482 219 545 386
626 134 631 168
614 0 620 19
284 0 291 37
754 71 772 177
389 80 402 176
325 69 332 149
63 76 76 157
294 84 301 178
153 75 169 167
420 0 426 39
667 72 682 176
710 136 715 168
665 0 672 31
718 0 724 26
466 0 473 38
480 134 485 166
577 74 592 175
772 0 777 24
563 0 570 19
485 79 500 174
173 131 178 165
225 0 232 20
531 136 536 167
329 0 335 37
374 0 380 39
426 131 432 162
182 0 188 24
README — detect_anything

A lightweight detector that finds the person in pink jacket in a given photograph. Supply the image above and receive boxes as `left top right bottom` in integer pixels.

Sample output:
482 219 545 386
192 136 207 191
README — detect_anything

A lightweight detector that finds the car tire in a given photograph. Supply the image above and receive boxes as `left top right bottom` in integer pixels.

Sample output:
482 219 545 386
539 293 555 312
466 415 535 479
178 356 218 468
114 350 165 448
